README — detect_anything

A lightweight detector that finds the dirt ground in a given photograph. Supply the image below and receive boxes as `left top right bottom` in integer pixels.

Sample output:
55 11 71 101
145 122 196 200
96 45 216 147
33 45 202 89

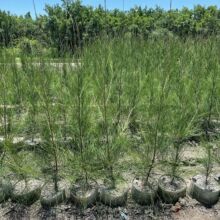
0 142 220 220
0 193 220 220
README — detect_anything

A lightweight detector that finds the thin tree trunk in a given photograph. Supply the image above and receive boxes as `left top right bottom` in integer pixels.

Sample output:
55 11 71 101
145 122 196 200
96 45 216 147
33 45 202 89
43 89 59 192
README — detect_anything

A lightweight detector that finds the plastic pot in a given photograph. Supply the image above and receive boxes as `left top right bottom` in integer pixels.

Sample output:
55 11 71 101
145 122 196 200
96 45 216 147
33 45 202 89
99 183 128 207
189 174 220 207
0 179 13 203
131 177 158 205
158 175 186 204
70 180 98 208
11 179 42 206
40 189 66 208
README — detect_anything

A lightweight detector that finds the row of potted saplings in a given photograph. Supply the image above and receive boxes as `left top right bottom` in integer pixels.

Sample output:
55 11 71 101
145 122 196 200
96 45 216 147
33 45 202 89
0 168 219 208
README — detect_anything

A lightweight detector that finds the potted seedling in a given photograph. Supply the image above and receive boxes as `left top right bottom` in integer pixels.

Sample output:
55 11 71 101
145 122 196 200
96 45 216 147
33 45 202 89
189 124 219 207
8 149 43 206
90 41 129 207
68 57 98 208
98 119 129 208
158 66 197 204
1 57 43 206
158 139 187 204
37 63 66 208
131 68 171 205
189 61 220 207
189 142 220 207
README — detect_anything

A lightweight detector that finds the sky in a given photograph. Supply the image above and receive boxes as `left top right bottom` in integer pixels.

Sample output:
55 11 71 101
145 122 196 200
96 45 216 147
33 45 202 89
0 0 220 17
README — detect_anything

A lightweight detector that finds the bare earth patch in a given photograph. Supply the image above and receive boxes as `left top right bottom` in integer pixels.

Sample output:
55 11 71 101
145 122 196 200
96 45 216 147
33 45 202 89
172 196 220 220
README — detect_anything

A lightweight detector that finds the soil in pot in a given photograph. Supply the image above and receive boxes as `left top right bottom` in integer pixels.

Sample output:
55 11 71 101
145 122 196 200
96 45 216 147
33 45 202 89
70 179 98 208
40 182 67 209
131 177 158 205
99 180 128 207
0 179 13 203
189 174 220 207
158 175 186 204
11 179 43 206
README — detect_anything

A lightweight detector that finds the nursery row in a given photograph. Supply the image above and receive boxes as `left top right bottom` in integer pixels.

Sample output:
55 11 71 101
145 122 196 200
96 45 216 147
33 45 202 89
0 37 220 209
0 172 220 208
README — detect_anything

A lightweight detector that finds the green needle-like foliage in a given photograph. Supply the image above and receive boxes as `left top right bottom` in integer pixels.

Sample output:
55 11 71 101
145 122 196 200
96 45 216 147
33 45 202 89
0 36 219 199
37 61 63 192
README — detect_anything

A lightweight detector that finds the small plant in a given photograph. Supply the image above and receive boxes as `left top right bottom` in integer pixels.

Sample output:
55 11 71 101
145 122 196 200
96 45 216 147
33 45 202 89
7 150 39 186
68 55 92 185
91 39 129 189
199 42 218 187
37 62 63 193
143 62 172 185
98 54 116 187
203 143 213 186
168 77 197 183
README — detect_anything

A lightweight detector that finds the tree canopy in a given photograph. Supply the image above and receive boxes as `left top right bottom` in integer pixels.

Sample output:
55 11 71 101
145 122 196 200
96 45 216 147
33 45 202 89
0 0 220 55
